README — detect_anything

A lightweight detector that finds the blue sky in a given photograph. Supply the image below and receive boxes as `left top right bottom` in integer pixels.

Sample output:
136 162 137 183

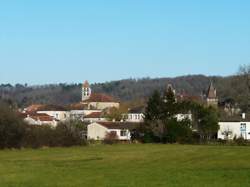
0 0 250 85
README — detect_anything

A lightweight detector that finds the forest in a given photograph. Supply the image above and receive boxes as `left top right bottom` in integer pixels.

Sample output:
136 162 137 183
0 72 249 111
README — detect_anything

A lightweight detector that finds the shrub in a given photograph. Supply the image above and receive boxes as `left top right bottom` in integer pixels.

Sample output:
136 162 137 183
0 105 26 149
234 137 247 146
103 131 118 144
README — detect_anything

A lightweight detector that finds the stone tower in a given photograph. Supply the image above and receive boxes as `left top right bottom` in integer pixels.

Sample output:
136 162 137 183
82 80 91 101
206 82 218 107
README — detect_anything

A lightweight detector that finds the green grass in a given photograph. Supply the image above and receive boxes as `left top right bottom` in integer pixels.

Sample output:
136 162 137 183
0 144 250 187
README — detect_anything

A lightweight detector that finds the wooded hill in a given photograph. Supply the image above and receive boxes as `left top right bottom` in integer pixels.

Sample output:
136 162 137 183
0 74 246 109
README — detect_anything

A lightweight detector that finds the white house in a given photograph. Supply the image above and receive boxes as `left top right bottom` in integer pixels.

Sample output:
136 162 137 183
87 122 139 141
175 113 192 122
37 111 70 121
83 112 107 123
69 109 102 121
24 113 58 127
81 81 120 110
125 107 145 123
218 121 250 140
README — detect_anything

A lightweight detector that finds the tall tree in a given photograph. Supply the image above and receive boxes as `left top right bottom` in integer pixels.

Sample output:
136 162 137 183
238 64 250 111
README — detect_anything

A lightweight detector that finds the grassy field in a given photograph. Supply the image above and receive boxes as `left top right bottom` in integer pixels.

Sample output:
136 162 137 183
0 144 250 187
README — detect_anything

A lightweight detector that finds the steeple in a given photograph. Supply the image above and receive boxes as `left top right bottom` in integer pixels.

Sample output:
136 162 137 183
82 80 91 101
207 81 217 99
206 81 218 107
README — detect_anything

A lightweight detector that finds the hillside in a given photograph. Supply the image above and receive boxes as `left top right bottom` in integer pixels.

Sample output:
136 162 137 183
0 75 242 108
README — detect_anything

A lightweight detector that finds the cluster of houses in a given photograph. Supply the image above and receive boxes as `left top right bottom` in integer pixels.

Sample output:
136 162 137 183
19 81 250 141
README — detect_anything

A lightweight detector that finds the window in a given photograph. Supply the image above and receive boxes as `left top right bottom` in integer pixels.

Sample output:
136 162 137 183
240 123 246 131
120 130 127 136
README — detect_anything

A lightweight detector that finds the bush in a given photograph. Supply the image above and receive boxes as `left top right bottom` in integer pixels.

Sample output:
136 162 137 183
23 120 87 148
103 131 118 144
234 137 248 146
0 105 26 149
163 119 193 144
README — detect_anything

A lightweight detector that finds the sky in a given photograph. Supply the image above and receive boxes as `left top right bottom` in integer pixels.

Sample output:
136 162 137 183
0 0 250 85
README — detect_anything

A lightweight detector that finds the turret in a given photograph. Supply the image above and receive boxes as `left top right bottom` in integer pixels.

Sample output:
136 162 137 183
82 80 91 101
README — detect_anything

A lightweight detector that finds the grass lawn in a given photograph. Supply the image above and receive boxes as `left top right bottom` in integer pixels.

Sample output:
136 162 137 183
0 144 250 187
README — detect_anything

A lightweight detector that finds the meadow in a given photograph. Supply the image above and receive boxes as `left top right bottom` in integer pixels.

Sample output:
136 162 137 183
0 144 250 187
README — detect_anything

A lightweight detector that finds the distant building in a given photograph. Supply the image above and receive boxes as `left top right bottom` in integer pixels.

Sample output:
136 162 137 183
125 106 145 123
24 113 58 127
205 82 218 107
81 80 120 110
82 80 92 101
83 112 107 123
87 122 139 141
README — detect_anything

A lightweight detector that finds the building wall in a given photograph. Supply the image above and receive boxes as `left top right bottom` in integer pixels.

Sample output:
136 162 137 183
87 123 108 140
126 113 144 123
24 117 57 127
83 117 107 123
175 114 192 121
89 102 120 110
87 122 131 140
218 122 250 140
37 111 70 121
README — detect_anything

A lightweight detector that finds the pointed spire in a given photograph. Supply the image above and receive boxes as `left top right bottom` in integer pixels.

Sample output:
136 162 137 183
83 80 90 88
207 81 217 99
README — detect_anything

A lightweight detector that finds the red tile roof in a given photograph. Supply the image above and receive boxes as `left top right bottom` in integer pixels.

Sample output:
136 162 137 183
25 104 44 113
85 112 103 118
96 122 140 130
85 93 118 103
29 113 55 122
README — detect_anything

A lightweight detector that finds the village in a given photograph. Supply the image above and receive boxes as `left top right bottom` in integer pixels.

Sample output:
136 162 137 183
18 80 250 141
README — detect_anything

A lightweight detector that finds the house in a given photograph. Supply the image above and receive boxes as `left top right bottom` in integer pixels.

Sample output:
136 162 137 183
175 113 192 121
83 112 107 123
81 81 120 110
87 122 139 141
36 105 70 121
24 113 58 127
218 113 250 140
125 106 145 123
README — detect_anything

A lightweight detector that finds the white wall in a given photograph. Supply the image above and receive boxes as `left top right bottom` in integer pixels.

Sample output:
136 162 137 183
87 122 131 140
37 111 70 121
218 122 250 140
175 114 192 122
126 113 144 123
87 123 108 140
24 117 57 127
89 102 120 110
70 110 102 120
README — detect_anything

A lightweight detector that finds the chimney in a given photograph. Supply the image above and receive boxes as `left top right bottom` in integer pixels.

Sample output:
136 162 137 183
242 113 246 120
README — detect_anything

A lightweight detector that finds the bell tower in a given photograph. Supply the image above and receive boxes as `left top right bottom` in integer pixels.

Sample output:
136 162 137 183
82 80 91 101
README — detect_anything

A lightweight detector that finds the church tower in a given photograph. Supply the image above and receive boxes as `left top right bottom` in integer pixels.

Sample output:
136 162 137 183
206 82 218 107
82 80 91 101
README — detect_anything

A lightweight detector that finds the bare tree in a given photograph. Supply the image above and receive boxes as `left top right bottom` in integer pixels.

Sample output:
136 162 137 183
239 64 250 92
238 64 250 111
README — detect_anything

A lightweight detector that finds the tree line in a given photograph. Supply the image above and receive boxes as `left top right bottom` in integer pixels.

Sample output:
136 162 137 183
135 87 219 144
1 64 250 112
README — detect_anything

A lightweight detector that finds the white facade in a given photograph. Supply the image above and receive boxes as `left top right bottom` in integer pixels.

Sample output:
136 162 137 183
83 117 107 123
69 110 101 120
37 111 70 121
126 113 144 123
87 122 131 141
218 122 250 140
24 116 58 127
88 102 120 110
82 85 91 101
175 114 192 122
